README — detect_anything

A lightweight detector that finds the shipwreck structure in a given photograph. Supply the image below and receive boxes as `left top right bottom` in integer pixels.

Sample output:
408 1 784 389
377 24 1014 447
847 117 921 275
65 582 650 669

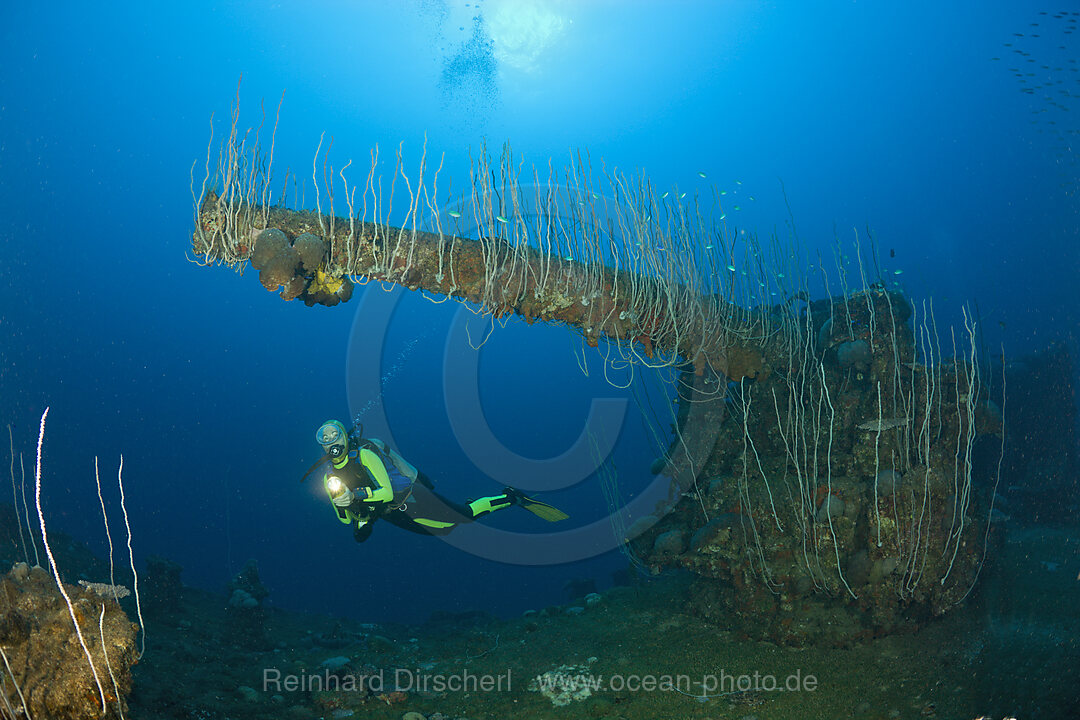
188 98 1003 645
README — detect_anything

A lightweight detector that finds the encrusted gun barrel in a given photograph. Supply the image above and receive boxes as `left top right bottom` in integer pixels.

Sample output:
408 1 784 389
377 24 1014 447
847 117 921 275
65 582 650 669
192 184 778 383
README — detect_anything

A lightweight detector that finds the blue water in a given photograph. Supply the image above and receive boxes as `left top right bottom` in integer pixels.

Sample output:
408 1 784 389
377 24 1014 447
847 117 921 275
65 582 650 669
1 0 1077 626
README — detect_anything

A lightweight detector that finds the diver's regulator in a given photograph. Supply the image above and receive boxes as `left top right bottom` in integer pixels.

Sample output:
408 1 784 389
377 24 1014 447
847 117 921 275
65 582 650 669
316 420 349 460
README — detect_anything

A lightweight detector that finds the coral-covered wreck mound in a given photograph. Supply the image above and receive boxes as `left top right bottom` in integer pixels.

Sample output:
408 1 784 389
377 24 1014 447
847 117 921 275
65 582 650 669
0 562 139 719
630 290 1004 646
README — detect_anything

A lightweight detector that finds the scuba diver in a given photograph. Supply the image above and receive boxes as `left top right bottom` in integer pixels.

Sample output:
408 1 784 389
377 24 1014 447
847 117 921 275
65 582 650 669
309 420 568 543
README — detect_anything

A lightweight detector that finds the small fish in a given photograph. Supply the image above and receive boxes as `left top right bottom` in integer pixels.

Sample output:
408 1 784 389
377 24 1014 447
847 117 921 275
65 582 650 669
705 244 713 249
727 265 736 272
894 269 903 275
661 191 669 199
733 205 741 210
735 180 742 185
889 248 895 258
592 192 600 199
680 192 687 199
719 213 727 220
496 215 509 224
748 195 756 201
448 210 462 218
698 171 707 178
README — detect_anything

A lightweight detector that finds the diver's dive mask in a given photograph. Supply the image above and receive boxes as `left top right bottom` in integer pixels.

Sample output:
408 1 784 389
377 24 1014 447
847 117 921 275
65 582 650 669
316 420 348 459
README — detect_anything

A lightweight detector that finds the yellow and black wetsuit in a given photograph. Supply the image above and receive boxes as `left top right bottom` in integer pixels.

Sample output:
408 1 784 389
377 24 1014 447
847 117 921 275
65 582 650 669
323 439 517 542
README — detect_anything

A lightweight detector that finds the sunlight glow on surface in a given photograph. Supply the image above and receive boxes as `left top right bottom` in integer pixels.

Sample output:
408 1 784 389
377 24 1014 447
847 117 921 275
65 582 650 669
486 0 570 72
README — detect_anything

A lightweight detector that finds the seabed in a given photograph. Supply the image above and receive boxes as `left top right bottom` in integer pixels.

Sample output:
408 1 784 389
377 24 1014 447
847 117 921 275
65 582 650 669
106 526 1075 720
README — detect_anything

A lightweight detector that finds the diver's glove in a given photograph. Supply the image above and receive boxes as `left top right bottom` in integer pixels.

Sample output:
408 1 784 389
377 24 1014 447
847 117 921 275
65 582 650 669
332 488 356 507
353 518 374 543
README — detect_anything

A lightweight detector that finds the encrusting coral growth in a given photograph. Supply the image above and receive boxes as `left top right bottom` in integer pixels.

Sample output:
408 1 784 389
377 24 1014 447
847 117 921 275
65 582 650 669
191 91 783 384
1 412 144 717
0 562 138 719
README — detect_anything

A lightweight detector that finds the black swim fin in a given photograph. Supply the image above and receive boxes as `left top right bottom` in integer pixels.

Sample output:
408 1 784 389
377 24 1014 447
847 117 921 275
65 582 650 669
504 487 569 522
